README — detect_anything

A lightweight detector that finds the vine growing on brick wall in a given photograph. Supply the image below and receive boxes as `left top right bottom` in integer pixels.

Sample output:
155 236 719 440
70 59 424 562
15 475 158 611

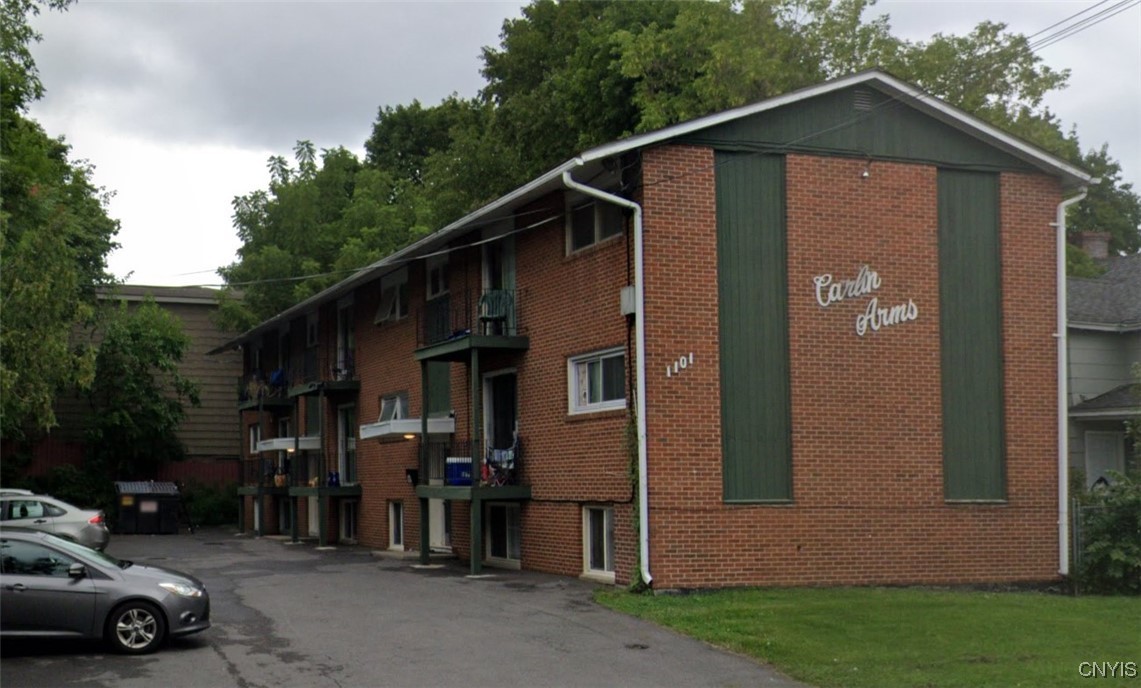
626 414 649 593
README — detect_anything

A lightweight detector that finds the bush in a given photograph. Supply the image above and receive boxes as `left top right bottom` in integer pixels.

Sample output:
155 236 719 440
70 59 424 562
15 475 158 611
180 480 238 527
1077 474 1141 595
31 464 118 523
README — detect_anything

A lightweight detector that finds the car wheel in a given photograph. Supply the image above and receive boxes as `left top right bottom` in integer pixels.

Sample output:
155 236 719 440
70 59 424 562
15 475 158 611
106 601 166 654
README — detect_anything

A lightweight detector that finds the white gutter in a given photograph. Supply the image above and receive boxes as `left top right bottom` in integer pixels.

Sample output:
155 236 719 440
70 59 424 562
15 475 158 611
1055 185 1090 577
561 168 652 587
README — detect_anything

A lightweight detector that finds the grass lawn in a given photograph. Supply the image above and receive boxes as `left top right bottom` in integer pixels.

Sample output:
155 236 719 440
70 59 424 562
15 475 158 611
595 587 1140 687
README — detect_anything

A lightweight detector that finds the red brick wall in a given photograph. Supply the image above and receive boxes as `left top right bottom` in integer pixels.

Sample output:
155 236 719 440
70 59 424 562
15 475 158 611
640 145 1062 588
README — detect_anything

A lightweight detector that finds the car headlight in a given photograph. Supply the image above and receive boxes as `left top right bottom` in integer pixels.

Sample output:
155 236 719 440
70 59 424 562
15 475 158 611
159 582 203 597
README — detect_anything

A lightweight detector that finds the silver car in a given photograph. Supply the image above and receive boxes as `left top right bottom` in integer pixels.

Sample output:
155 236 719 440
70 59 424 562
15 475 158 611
0 528 210 653
0 495 110 551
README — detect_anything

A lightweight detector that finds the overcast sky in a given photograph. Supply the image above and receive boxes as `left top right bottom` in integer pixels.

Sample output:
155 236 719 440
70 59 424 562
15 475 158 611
27 0 1140 287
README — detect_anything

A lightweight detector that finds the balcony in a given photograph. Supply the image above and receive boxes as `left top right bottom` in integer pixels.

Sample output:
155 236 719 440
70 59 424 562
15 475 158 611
414 437 530 502
414 289 529 362
288 349 360 396
236 371 292 410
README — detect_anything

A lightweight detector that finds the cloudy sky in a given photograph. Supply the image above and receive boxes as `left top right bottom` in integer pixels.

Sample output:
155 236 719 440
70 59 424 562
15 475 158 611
27 0 1140 287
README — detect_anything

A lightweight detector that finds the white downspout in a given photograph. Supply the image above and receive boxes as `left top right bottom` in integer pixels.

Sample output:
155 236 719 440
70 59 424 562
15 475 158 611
562 167 652 587
1055 185 1089 577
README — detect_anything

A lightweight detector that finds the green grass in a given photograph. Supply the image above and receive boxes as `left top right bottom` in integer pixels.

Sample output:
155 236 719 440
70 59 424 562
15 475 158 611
595 587 1141 687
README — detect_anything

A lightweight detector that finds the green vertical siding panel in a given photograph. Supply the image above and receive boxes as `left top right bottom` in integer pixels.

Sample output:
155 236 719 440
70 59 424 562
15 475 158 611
716 152 793 502
938 170 1006 500
427 361 450 417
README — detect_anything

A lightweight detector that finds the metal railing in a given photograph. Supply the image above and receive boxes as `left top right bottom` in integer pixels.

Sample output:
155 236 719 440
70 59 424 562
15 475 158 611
288 349 357 386
416 289 522 348
421 436 522 487
237 370 290 403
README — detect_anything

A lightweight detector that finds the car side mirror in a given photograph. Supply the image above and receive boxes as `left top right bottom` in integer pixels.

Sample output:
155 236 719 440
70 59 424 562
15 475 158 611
67 563 87 578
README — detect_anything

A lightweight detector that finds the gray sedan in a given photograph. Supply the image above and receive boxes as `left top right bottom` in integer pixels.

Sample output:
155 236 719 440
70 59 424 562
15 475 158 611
0 495 111 550
0 528 210 653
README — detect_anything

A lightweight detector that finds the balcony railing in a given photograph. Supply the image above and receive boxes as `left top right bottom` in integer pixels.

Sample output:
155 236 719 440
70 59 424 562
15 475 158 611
416 289 522 349
237 370 289 404
422 436 522 487
242 455 323 488
288 349 357 387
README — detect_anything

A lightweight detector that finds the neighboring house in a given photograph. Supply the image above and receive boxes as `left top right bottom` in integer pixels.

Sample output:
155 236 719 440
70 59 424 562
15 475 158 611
216 70 1092 590
1067 237 1141 487
29 285 242 486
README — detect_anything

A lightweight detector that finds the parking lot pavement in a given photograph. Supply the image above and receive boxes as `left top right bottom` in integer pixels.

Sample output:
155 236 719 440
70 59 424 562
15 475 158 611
2 528 805 688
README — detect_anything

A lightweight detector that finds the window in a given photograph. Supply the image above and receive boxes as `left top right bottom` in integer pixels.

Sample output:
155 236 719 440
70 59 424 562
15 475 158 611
569 348 626 413
374 268 409 323
248 424 261 455
567 196 624 253
427 254 449 299
485 503 521 567
0 540 78 577
2 500 45 521
378 392 409 422
389 501 404 550
583 506 615 582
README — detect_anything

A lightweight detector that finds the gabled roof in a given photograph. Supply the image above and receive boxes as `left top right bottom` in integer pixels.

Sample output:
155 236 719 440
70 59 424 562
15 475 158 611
101 284 222 306
1068 253 1141 332
215 69 1094 352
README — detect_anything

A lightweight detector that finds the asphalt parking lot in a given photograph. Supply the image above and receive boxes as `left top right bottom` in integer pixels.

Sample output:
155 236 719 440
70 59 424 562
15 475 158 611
1 528 803 687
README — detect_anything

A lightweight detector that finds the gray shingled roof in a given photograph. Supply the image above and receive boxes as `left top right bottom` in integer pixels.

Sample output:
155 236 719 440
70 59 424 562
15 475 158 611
1068 253 1141 331
1070 383 1141 413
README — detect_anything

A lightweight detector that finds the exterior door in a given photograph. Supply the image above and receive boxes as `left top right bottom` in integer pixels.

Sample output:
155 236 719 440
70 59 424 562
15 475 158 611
483 372 518 452
338 404 357 484
483 236 516 332
1085 431 1125 487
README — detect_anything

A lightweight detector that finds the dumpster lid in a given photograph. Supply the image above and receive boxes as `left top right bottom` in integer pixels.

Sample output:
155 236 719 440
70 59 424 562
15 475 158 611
114 481 180 495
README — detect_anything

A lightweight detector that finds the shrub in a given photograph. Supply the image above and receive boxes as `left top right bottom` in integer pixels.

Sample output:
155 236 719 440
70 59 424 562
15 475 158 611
1077 473 1141 595
33 464 118 522
180 480 238 527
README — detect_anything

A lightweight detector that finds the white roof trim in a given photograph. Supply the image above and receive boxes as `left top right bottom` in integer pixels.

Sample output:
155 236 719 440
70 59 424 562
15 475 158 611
579 70 1091 184
218 70 1091 351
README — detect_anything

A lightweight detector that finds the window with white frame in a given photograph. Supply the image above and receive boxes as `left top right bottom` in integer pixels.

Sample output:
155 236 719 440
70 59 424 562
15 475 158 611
248 424 261 455
378 392 409 422
583 506 615 581
567 196 625 253
374 268 409 324
427 254 449 299
568 348 626 413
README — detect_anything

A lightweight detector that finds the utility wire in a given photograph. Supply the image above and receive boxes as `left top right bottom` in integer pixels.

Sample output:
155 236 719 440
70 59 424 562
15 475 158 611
183 0 1132 289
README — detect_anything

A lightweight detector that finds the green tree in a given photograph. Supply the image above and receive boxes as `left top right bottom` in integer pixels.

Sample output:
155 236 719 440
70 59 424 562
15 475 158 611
1067 146 1141 255
1 0 119 441
84 299 200 479
217 144 422 329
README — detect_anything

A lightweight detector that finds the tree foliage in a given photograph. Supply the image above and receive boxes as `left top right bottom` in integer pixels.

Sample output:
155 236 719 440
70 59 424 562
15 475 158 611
221 0 1140 322
1 0 119 441
84 299 200 479
216 143 422 330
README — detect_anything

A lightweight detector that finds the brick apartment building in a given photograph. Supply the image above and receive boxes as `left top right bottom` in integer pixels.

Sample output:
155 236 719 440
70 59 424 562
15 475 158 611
216 71 1092 590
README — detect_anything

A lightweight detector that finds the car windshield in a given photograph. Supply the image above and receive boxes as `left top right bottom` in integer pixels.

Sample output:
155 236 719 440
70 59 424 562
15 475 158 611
42 531 131 568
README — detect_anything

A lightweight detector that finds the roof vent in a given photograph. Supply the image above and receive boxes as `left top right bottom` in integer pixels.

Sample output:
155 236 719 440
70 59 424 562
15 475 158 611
853 88 874 111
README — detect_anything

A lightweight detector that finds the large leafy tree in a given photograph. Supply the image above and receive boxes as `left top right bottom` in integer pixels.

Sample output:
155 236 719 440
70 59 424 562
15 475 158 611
1 0 119 441
216 143 421 330
84 299 200 479
223 0 1139 321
